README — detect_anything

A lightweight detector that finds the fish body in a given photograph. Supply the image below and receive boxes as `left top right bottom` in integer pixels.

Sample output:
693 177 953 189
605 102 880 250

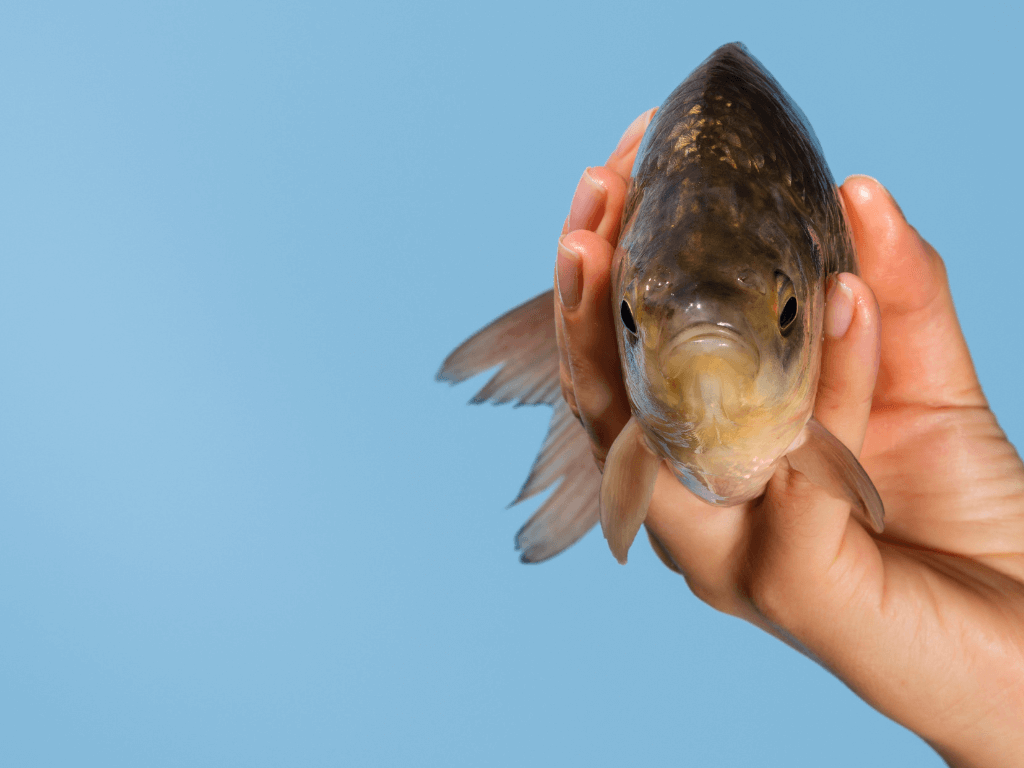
613 44 852 506
439 43 883 565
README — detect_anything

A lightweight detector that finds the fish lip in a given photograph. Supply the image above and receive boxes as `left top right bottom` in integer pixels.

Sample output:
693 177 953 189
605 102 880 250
671 322 746 347
660 323 760 377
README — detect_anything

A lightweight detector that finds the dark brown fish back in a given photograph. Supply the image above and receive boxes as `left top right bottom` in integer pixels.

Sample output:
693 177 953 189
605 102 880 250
623 43 855 277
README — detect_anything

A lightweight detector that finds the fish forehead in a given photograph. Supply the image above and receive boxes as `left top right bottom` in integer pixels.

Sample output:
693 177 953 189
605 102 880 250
628 191 811 287
621 43 854 283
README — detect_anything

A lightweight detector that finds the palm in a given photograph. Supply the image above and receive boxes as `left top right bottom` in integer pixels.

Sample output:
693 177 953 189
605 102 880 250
864 403 1024 572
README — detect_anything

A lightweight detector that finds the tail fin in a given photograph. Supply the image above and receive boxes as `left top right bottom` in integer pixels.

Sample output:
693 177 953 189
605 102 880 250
513 398 601 562
437 291 561 406
437 290 602 562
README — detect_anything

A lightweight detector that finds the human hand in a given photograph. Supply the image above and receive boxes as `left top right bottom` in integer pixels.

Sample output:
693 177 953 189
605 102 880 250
555 110 1024 768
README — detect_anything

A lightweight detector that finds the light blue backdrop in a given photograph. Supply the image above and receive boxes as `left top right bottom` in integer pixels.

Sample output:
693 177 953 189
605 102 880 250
0 2 1019 766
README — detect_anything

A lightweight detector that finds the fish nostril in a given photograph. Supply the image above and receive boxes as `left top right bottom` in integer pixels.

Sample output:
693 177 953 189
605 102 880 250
736 269 767 294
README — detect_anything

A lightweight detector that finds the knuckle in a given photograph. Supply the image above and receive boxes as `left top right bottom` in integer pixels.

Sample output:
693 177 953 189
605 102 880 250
557 361 606 469
580 417 608 464
744 567 791 625
740 543 810 628
816 373 873 415
687 578 723 610
739 545 793 626
574 378 614 424
559 368 580 417
686 576 743 616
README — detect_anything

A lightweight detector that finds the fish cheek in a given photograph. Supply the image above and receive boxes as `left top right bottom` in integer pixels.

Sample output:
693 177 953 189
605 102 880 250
781 323 804 371
620 330 646 402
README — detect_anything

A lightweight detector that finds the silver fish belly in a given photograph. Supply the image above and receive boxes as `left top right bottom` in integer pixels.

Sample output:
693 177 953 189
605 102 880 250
439 43 884 566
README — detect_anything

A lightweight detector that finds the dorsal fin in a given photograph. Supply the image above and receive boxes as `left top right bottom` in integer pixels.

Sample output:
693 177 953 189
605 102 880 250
438 290 602 561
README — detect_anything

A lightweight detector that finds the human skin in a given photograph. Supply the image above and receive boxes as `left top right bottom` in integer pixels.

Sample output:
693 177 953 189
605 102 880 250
554 109 1024 767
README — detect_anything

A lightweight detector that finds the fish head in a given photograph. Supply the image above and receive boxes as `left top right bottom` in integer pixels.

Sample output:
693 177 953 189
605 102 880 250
613 183 826 505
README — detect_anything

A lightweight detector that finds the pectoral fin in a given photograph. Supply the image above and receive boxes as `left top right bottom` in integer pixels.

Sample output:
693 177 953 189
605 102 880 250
600 416 661 564
786 417 885 533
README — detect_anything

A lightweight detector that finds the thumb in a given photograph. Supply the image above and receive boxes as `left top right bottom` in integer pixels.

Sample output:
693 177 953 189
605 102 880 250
745 272 882 629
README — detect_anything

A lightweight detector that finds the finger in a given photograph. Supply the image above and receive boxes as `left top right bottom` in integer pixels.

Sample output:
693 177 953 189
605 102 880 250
556 168 610 416
552 111 643 449
841 176 984 408
578 166 628 244
555 167 627 433
813 273 881 456
558 166 628 241
555 229 631 465
605 108 657 179
559 168 605 237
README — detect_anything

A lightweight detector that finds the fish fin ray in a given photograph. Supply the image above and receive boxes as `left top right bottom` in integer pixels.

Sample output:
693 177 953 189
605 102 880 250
600 417 661 564
437 290 560 406
438 290 601 562
786 417 885 533
514 399 602 563
512 398 580 503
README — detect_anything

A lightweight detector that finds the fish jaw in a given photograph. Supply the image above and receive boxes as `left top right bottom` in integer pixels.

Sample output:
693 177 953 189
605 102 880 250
641 335 817 506
631 357 814 505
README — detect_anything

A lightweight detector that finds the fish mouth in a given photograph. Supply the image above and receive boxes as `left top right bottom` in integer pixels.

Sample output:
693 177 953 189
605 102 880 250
660 323 760 380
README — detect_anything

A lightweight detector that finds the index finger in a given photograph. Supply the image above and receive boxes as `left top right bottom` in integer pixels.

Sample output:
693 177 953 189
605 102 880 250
605 108 657 179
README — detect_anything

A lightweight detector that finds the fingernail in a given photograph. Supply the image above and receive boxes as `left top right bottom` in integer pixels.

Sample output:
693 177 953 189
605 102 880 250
824 276 854 339
613 108 656 157
843 174 904 220
567 168 607 233
556 238 581 310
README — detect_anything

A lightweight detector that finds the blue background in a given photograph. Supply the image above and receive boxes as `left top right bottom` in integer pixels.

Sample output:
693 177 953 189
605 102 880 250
1 2 1019 766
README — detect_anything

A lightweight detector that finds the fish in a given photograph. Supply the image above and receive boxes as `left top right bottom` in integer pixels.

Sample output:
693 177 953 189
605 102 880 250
438 42 884 565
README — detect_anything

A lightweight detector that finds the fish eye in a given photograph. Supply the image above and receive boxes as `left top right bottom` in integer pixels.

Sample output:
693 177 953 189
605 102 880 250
779 297 797 329
775 271 797 333
620 300 638 335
